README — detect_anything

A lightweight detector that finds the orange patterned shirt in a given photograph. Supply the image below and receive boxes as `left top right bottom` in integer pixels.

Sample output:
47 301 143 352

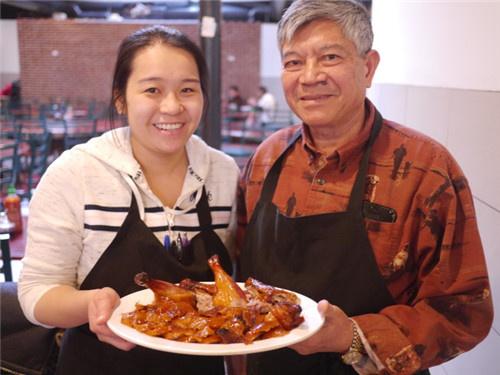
237 101 493 374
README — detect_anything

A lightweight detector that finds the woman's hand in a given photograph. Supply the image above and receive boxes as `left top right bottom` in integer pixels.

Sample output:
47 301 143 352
290 300 353 355
88 287 135 351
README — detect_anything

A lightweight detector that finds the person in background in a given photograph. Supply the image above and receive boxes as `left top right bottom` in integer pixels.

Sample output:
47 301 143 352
18 25 239 374
1 79 22 112
255 85 277 125
226 84 246 113
244 86 277 129
1 81 15 97
237 1 493 374
224 85 248 130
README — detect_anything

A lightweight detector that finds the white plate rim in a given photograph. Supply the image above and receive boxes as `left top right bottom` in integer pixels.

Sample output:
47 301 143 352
107 283 325 356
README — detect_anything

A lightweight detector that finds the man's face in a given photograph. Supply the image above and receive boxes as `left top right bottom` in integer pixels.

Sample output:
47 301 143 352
281 19 379 130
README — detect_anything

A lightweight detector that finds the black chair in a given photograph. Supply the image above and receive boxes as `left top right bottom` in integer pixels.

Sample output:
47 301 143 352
70 98 98 120
0 128 20 279
0 231 13 281
25 133 52 199
0 138 20 195
1 117 20 140
0 282 60 375
63 118 97 150
222 110 249 142
8 102 33 120
16 118 48 138
262 108 296 134
39 100 67 122
16 119 52 199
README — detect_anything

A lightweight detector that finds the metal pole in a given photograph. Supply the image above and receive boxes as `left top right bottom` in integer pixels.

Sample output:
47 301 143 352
199 0 222 149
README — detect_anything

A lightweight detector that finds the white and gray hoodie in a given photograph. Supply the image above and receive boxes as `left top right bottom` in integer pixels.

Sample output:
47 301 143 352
18 127 240 326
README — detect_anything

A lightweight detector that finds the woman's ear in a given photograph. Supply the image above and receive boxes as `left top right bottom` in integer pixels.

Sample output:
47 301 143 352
114 97 126 115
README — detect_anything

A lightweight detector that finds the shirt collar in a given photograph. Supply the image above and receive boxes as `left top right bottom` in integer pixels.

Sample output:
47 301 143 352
299 99 376 166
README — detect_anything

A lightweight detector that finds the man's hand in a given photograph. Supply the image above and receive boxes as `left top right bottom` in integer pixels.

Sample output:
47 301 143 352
88 287 135 351
290 300 353 355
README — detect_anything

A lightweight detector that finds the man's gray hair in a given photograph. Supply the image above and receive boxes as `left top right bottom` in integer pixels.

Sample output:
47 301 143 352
277 0 373 56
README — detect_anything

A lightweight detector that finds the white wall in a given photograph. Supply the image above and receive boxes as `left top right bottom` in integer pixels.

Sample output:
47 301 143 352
0 20 20 86
372 0 500 91
370 1 500 374
260 23 288 110
260 23 281 78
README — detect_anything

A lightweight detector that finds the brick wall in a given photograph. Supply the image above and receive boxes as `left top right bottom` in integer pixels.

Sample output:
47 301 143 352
17 19 260 106
220 21 261 103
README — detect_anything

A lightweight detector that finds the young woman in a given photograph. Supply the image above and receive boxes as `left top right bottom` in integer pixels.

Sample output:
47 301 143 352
18 25 239 374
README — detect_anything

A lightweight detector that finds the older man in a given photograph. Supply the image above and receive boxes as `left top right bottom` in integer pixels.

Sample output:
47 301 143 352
237 1 493 374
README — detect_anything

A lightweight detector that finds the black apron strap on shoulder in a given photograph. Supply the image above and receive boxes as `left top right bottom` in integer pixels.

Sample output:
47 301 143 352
259 130 302 203
123 176 140 220
196 186 212 231
129 189 139 214
347 110 383 213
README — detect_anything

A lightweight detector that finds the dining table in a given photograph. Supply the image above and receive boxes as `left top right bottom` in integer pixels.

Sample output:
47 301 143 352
8 215 27 260
0 215 27 281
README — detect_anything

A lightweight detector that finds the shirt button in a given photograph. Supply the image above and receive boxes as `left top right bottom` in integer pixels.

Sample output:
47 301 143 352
316 178 326 185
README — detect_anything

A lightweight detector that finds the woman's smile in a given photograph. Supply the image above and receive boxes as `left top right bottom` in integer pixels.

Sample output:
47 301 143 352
153 122 184 131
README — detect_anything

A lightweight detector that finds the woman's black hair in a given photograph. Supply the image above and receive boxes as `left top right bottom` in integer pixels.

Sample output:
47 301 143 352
108 25 209 128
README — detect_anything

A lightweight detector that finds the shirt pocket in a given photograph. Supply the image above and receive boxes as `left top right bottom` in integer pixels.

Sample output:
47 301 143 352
365 215 405 280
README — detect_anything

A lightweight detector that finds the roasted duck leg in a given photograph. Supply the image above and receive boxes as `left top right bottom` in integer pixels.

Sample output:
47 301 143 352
208 255 247 308
134 272 196 307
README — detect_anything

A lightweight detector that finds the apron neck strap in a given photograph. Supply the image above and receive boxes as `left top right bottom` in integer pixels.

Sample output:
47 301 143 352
347 109 383 212
259 130 302 203
196 186 213 230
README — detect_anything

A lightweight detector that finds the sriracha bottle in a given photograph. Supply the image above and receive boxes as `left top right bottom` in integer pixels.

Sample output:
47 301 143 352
3 185 23 234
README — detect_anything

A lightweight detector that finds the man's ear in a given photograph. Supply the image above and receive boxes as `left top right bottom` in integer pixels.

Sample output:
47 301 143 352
364 49 380 88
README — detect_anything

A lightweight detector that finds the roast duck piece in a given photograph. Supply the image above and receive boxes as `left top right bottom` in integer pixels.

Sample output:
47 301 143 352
121 255 304 344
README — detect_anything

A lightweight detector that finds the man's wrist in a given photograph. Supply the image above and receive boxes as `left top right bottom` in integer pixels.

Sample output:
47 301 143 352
341 319 365 366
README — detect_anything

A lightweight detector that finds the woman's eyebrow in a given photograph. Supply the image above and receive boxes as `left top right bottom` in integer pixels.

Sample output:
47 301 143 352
137 76 163 83
137 77 200 84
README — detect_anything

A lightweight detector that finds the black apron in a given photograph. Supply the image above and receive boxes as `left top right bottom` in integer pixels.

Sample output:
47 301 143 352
57 187 231 375
240 111 429 375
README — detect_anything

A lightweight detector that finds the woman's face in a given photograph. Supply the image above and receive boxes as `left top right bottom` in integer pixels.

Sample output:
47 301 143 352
120 43 203 162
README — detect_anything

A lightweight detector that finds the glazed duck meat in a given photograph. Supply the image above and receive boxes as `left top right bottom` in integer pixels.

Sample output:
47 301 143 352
208 254 247 308
121 255 304 344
